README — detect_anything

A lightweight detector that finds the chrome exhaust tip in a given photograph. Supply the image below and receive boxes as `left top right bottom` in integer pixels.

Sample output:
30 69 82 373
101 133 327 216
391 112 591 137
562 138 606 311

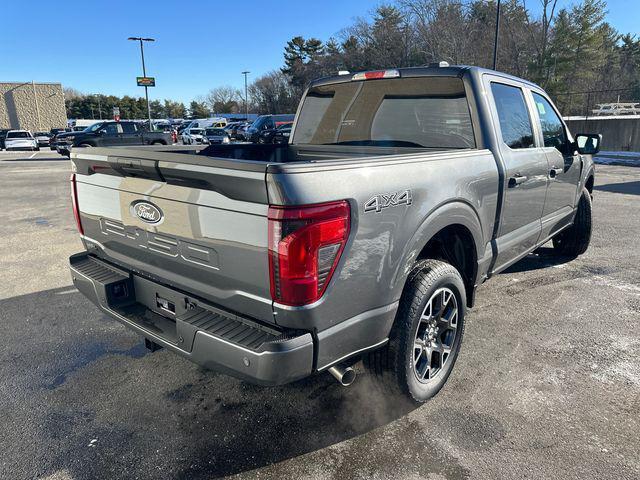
328 365 356 386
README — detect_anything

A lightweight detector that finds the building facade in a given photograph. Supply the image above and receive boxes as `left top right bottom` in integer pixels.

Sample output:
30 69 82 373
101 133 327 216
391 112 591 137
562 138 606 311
0 82 67 131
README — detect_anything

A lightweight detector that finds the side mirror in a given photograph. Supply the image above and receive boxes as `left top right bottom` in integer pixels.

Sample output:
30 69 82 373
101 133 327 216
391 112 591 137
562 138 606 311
97 129 106 135
575 133 601 155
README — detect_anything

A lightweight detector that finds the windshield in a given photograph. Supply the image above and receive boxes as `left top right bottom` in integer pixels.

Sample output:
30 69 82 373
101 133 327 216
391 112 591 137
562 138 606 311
86 122 105 132
189 129 204 135
292 77 475 149
35 132 49 136
205 128 226 136
249 116 269 131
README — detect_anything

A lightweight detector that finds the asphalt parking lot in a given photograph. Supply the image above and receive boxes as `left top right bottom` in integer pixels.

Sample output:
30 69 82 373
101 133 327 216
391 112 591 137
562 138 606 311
0 153 638 480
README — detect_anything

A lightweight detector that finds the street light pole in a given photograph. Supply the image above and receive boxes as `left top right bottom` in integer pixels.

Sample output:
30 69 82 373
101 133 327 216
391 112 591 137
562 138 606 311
242 71 250 120
128 37 155 128
493 0 501 70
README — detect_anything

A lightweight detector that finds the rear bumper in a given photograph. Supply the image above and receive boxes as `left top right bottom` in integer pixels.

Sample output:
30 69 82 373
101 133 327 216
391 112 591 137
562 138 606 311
69 252 314 385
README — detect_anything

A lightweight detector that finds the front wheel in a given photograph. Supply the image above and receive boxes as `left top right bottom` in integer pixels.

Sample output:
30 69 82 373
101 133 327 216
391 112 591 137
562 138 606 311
365 259 466 403
552 188 592 258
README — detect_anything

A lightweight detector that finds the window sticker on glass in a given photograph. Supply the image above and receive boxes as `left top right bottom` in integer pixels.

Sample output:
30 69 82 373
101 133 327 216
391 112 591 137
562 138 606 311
536 102 546 115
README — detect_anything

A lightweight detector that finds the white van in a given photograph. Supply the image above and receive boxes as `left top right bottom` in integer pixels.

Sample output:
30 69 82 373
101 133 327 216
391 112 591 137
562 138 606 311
184 117 228 130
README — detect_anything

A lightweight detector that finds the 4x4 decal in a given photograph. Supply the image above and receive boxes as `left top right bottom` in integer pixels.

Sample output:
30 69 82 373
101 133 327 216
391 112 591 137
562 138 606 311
364 190 412 213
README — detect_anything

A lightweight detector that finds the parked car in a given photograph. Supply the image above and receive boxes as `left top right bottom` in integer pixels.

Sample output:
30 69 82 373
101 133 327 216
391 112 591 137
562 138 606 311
273 125 292 144
54 120 172 156
244 114 295 142
257 122 293 144
181 128 207 145
0 129 10 150
204 128 230 145
68 65 599 402
223 122 241 138
34 131 51 147
235 123 252 141
4 130 39 151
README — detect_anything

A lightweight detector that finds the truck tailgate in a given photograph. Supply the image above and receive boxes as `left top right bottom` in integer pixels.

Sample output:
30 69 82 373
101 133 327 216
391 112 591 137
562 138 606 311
72 149 273 322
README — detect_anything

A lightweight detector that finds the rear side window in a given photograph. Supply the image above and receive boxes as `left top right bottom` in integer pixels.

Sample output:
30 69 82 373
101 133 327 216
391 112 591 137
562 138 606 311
293 77 475 149
532 92 567 153
491 83 534 149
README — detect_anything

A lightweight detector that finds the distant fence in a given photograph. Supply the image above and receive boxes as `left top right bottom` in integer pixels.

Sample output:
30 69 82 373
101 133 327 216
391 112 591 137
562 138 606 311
565 116 640 152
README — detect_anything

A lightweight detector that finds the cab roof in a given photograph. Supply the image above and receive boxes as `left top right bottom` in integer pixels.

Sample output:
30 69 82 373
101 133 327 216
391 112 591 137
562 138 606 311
308 65 540 90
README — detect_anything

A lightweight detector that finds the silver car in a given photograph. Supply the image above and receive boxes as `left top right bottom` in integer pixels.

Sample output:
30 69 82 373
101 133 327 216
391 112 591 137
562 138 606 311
33 131 51 147
204 127 230 145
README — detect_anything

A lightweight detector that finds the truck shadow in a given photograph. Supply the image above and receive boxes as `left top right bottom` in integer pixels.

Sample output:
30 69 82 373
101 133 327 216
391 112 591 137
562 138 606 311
2 286 419 479
502 246 573 274
594 180 640 196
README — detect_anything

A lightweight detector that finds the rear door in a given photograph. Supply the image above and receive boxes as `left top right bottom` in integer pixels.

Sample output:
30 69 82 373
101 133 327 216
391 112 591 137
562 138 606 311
529 91 581 240
120 122 143 145
485 78 549 271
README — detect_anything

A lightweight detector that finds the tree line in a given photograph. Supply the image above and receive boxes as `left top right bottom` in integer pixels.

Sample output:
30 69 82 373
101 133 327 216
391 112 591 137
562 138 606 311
66 0 640 119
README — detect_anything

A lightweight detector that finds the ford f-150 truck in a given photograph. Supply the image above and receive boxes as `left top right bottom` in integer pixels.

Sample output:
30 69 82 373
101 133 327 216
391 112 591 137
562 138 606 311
55 120 172 156
68 65 600 402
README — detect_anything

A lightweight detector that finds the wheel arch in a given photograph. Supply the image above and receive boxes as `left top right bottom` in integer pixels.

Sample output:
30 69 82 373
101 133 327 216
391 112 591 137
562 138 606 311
393 201 484 308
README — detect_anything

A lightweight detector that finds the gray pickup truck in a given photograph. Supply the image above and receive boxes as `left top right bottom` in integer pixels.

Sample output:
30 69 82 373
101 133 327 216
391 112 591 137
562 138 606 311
68 65 599 402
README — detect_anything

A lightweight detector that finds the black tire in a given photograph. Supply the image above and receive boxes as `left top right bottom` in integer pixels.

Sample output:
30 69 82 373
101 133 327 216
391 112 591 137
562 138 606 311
552 188 592 258
364 259 466 403
78 143 93 148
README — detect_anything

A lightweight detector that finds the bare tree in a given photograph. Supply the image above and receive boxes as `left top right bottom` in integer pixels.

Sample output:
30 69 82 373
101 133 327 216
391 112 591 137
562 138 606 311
205 86 242 113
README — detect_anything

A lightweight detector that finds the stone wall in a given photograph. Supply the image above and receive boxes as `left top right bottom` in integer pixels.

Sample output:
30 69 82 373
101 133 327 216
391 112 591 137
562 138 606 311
0 82 67 131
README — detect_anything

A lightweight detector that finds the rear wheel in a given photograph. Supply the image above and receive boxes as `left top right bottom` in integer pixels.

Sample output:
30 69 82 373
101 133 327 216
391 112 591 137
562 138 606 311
364 259 466 403
552 188 592 258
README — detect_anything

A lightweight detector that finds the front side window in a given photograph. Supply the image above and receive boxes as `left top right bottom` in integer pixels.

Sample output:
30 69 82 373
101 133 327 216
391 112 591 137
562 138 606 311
103 123 120 135
121 122 137 134
532 92 567 154
491 83 534 149
293 77 475 149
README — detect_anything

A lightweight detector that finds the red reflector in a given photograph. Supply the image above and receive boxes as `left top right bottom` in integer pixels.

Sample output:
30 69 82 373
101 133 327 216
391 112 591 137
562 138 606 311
70 173 84 235
268 201 350 306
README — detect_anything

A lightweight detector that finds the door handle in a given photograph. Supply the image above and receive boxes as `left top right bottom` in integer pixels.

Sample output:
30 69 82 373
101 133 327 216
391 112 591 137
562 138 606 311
508 174 527 187
549 166 563 178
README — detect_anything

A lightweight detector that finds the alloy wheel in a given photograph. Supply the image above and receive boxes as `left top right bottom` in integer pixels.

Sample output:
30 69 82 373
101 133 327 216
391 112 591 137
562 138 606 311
412 287 459 383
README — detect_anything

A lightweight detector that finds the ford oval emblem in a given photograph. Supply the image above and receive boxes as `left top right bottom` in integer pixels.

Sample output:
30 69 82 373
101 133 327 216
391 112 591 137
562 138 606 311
131 201 163 224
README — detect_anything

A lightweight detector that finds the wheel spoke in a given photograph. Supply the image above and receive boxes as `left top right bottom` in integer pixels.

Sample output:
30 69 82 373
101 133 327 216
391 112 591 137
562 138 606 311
416 347 432 380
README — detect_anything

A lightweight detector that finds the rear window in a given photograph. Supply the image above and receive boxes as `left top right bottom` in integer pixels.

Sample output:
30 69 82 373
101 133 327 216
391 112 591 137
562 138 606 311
292 77 475 149
7 131 31 138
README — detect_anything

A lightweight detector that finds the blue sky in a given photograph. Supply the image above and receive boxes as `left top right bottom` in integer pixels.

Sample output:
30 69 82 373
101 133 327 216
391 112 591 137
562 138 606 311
0 0 637 105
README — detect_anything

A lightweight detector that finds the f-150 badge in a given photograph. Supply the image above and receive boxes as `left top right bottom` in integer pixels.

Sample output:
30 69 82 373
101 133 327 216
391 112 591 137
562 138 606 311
364 190 412 213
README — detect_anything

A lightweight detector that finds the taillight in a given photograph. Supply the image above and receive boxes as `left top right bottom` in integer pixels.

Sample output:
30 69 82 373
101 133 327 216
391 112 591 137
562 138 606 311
70 173 84 235
268 200 350 306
